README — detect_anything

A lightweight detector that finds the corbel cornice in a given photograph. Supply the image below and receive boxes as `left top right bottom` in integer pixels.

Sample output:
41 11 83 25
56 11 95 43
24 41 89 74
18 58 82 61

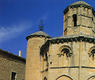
40 35 95 55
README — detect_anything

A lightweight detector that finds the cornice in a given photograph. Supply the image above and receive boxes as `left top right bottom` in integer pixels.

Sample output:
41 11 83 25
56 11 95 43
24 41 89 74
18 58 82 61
26 35 51 40
40 35 95 55
64 5 95 16
50 36 95 44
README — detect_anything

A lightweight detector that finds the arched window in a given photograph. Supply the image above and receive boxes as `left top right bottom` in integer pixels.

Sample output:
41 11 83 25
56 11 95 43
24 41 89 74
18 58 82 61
88 47 95 60
89 49 95 57
61 48 72 57
58 46 73 66
58 45 72 57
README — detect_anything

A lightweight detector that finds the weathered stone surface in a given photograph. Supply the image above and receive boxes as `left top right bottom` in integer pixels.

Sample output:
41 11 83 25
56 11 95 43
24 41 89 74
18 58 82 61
0 50 25 80
25 1 95 80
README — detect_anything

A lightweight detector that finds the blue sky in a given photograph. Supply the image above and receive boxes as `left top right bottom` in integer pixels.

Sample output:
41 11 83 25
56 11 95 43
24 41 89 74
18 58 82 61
0 0 95 58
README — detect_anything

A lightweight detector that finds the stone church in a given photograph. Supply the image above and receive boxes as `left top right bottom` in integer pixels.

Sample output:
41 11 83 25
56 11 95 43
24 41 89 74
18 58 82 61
25 1 95 80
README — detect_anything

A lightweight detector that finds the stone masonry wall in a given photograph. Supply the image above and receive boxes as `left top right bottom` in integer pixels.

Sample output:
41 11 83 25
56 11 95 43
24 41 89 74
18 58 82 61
0 52 25 80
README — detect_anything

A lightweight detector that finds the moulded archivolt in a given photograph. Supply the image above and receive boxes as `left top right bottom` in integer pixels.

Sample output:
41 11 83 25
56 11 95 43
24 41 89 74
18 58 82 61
87 75 95 80
59 45 73 57
56 75 73 80
88 46 95 60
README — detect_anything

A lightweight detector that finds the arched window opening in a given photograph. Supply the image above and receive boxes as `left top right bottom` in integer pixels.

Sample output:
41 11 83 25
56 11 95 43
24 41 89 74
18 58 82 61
73 14 77 26
89 49 95 60
58 45 72 57
61 48 72 57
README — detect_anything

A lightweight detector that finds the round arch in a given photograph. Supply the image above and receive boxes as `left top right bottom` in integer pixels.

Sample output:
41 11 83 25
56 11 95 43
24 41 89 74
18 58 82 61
56 75 73 80
59 45 72 52
88 46 95 60
59 45 73 57
88 46 95 56
87 75 95 80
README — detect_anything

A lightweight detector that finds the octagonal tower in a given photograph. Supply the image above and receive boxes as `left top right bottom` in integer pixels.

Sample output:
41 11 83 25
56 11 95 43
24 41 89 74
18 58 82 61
63 1 95 36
